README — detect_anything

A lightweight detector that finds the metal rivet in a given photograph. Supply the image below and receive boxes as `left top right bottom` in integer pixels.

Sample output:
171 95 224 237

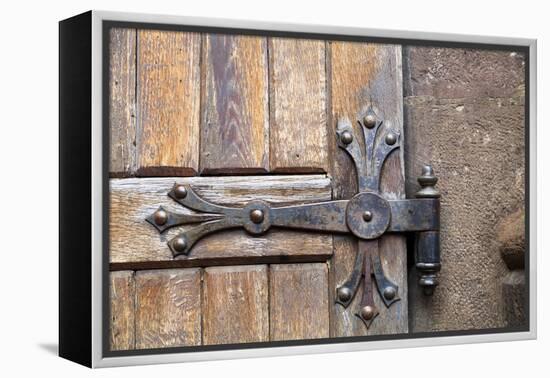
363 114 376 129
337 287 352 302
153 209 168 226
360 305 375 320
383 286 396 300
250 209 264 224
362 210 373 222
173 185 188 199
385 132 397 145
172 236 187 253
340 131 353 145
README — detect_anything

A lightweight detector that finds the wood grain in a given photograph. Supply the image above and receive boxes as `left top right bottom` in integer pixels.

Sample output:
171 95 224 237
135 269 201 349
109 175 333 266
200 34 269 174
269 263 330 341
109 28 136 176
269 38 328 173
328 42 408 336
136 30 201 176
110 271 135 351
203 265 268 345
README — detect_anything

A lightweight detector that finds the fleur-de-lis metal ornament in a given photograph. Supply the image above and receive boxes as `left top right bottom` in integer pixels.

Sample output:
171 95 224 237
146 107 441 329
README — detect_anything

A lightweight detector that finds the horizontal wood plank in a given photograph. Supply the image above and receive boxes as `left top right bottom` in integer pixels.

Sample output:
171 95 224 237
110 175 333 267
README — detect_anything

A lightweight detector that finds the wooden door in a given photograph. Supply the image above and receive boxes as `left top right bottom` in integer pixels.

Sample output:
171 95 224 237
108 27 407 351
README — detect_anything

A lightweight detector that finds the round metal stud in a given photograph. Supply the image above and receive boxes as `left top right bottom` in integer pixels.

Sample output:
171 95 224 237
363 114 376 129
385 132 397 146
337 287 352 302
250 209 265 224
173 185 188 199
172 236 187 253
153 209 168 226
360 305 375 320
383 286 397 301
340 131 353 145
362 210 373 222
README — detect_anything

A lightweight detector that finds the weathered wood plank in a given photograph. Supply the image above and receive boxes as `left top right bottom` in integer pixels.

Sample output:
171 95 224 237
136 30 201 176
269 38 328 173
269 263 330 341
203 265 268 345
371 150 408 334
110 271 135 351
200 34 269 174
109 175 333 267
328 42 408 336
135 269 201 349
109 28 136 176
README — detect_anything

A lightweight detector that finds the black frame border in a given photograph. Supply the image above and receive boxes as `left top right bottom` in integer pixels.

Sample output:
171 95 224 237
59 11 93 367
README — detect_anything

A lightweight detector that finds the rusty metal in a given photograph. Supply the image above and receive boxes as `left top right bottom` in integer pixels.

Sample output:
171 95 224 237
385 132 397 145
145 106 441 329
335 247 364 308
346 192 391 239
355 241 380 328
152 208 168 226
172 184 188 199
416 165 441 198
362 210 373 222
363 113 377 129
249 209 265 224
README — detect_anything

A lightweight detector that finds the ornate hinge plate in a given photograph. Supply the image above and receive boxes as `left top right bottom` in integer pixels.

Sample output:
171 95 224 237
145 108 441 329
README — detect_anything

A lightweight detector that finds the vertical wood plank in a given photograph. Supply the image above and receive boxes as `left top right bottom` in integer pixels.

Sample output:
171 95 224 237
269 38 328 173
328 42 408 336
109 28 136 176
110 271 135 351
136 30 201 176
203 265 268 345
200 34 269 174
135 269 201 349
371 153 408 334
269 263 330 341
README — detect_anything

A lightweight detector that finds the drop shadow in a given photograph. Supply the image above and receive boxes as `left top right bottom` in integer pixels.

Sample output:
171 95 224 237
38 343 59 356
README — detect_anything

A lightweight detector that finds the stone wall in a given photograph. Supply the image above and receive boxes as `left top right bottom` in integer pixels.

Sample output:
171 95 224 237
402 46 527 332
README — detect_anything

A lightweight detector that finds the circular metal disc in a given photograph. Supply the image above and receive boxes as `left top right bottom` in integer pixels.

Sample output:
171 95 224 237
346 192 391 239
243 200 271 234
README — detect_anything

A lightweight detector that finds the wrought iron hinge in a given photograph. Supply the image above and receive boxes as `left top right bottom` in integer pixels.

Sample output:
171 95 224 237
146 108 441 329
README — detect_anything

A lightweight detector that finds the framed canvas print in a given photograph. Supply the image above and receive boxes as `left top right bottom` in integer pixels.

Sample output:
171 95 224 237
59 10 536 368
